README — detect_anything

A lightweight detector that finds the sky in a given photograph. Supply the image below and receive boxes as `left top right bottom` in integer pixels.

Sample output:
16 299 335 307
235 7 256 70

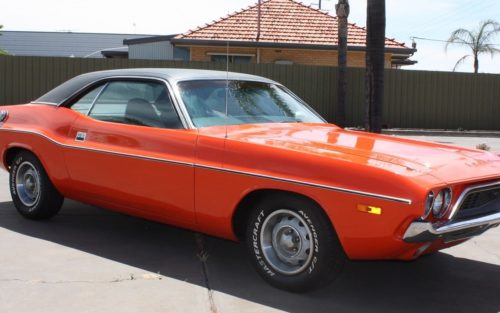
1 0 499 73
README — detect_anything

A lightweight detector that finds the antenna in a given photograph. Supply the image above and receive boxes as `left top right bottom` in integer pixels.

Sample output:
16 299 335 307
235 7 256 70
224 40 229 138
257 0 262 41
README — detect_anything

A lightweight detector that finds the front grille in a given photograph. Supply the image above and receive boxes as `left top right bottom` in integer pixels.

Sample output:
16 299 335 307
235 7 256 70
461 188 500 210
454 184 500 220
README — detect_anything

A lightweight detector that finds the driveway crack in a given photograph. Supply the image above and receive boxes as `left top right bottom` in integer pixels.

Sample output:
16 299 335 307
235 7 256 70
195 233 217 313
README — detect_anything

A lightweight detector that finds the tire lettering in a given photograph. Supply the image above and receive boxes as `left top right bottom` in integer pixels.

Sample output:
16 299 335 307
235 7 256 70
299 210 319 253
308 256 317 274
9 157 22 196
252 209 275 276
299 210 321 274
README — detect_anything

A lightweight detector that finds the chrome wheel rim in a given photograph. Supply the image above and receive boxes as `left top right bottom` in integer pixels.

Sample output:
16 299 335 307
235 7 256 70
260 209 314 275
15 161 41 207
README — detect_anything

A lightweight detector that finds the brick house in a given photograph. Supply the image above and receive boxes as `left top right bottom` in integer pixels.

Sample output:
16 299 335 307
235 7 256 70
171 0 416 68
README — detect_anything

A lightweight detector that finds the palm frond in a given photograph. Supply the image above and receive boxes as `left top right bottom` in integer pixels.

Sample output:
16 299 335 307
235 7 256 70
0 26 8 54
446 20 500 72
452 55 471 72
445 28 474 52
478 20 500 46
482 45 500 58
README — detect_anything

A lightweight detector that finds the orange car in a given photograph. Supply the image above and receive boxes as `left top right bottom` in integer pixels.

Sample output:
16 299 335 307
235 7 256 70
0 68 499 291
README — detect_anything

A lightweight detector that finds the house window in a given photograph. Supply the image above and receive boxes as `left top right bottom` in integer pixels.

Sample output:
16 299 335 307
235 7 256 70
173 47 190 61
210 54 252 64
274 59 294 65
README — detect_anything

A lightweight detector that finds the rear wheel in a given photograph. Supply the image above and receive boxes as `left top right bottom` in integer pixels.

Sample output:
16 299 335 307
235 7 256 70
245 194 345 292
9 151 63 220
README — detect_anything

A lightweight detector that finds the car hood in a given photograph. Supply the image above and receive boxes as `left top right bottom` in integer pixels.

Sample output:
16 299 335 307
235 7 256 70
217 123 500 184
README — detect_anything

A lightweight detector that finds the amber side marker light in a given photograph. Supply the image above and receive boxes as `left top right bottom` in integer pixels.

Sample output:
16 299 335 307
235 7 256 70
357 204 382 215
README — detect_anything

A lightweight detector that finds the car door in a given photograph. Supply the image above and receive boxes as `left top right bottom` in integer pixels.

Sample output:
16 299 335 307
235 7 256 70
62 79 197 228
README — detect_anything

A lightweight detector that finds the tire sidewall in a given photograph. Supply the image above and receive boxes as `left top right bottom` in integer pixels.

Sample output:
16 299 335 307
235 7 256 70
247 195 340 291
10 153 48 217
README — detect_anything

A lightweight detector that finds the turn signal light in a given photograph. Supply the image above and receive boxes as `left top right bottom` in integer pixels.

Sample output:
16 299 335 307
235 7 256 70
357 204 382 215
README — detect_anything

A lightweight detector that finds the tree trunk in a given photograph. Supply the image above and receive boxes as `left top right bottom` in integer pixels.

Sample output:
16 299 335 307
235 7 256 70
336 1 349 127
365 0 385 133
474 53 479 73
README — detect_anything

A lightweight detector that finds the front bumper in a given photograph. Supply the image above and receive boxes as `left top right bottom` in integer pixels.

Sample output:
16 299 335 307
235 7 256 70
403 212 500 243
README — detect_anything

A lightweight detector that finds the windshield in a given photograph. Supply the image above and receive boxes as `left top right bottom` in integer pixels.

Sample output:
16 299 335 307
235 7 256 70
177 80 324 127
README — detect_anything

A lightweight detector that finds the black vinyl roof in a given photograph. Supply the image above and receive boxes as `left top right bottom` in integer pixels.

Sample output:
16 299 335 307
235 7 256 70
35 68 276 105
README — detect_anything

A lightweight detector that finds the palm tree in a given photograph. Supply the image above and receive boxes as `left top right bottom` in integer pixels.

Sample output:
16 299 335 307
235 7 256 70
445 20 500 73
0 25 8 55
336 0 349 127
365 0 385 133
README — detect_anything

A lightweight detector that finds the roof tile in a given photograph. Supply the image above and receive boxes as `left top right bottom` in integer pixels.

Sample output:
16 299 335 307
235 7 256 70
176 0 407 49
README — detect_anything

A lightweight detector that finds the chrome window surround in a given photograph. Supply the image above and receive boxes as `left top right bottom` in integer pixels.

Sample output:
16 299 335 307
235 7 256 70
85 83 108 116
55 75 194 130
36 74 327 130
169 78 327 127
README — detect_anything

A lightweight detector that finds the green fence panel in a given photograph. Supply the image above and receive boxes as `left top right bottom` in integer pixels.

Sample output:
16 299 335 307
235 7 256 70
0 56 499 130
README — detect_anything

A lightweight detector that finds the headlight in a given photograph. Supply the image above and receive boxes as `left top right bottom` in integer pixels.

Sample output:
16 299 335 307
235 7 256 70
432 192 444 215
432 188 452 218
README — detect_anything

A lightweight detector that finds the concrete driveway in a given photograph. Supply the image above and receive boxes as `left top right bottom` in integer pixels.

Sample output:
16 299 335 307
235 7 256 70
0 136 499 313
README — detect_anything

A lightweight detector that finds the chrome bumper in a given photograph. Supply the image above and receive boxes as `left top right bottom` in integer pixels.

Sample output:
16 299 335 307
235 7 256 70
403 212 500 243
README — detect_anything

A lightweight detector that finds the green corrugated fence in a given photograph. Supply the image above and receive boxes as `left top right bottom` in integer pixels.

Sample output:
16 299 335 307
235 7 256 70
1 56 499 130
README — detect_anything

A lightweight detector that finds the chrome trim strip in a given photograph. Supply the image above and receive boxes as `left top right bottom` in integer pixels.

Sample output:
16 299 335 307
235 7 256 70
403 212 500 243
86 83 108 116
449 180 500 219
0 128 193 168
30 101 58 105
437 213 500 233
0 128 412 204
195 164 412 204
68 143 193 167
167 80 195 129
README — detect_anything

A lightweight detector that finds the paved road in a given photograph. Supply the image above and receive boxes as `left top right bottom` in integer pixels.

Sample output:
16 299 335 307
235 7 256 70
0 136 499 313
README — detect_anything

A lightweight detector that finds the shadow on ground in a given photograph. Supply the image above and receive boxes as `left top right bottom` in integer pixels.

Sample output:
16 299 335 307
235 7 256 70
1 200 499 313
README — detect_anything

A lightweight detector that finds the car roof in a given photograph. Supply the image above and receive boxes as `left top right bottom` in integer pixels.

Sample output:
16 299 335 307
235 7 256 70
35 68 278 105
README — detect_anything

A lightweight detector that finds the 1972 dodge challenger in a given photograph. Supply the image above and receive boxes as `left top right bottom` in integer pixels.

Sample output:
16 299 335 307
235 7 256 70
0 68 499 291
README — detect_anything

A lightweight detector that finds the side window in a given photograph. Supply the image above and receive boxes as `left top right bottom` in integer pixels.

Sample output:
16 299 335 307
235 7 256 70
71 80 183 129
71 85 105 114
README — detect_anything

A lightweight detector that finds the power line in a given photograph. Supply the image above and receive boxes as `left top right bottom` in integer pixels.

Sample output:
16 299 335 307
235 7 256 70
411 36 500 46
411 0 499 35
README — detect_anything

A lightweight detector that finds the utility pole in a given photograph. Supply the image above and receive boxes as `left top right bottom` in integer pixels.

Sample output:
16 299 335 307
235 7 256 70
365 0 386 133
336 0 349 127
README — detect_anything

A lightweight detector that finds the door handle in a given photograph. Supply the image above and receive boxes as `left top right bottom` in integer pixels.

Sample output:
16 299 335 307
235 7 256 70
75 131 87 142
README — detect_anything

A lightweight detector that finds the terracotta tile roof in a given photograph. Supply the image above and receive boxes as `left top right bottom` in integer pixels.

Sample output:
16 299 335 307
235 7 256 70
175 0 409 49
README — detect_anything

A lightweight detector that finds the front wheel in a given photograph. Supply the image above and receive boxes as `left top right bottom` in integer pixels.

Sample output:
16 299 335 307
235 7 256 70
9 151 64 220
245 194 345 292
